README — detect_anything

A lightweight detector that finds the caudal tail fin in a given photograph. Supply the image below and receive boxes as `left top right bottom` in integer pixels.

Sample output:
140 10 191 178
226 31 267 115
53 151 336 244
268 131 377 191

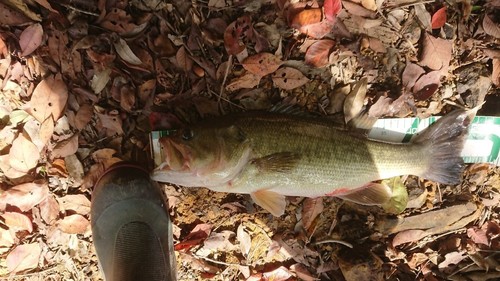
412 108 477 185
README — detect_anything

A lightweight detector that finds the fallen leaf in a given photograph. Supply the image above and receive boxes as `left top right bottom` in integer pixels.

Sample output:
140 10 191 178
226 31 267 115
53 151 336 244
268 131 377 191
290 8 322 29
402 62 425 90
75 103 93 131
8 134 40 173
431 7 447 29
344 77 367 123
438 251 467 269
361 0 377 11
175 223 212 251
0 228 16 248
290 263 318 281
305 39 335 67
57 194 91 215
23 117 54 151
226 72 262 91
237 224 252 256
263 266 293 281
467 227 489 246
19 23 43 56
51 134 78 158
0 2 33 26
0 182 49 212
224 15 252 55
298 20 336 39
242 53 282 77
57 214 90 234
6 243 41 273
492 58 499 86
202 230 237 251
91 68 111 94
113 37 142 65
414 4 431 31
39 195 60 224
1 212 33 233
419 34 452 72
272 67 310 90
176 46 193 72
178 252 219 274
302 197 323 230
412 70 441 100
96 112 123 135
483 14 500 39
392 229 427 247
324 0 342 22
27 73 68 122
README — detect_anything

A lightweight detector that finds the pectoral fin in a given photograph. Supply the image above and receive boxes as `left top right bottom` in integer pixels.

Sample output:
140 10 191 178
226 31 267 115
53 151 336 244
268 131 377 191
250 190 286 217
251 152 301 173
336 182 393 206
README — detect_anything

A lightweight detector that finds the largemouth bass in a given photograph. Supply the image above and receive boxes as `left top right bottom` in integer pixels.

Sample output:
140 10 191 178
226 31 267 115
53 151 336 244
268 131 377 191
151 109 474 216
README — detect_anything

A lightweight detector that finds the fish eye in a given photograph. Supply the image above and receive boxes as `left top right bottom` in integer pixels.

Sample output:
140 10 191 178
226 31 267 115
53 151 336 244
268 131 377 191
181 128 194 141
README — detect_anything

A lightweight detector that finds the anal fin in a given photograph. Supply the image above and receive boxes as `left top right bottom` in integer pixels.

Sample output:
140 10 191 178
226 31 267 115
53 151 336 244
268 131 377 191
250 190 287 217
337 182 393 206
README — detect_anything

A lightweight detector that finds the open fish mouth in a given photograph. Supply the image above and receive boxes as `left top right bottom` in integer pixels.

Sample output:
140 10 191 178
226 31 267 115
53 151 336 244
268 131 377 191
159 138 192 172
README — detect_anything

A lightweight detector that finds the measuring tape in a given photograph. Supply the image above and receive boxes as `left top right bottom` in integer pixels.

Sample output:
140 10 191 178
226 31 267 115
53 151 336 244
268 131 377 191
368 116 500 165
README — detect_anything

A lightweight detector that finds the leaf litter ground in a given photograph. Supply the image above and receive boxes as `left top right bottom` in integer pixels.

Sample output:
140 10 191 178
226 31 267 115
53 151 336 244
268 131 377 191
0 0 499 280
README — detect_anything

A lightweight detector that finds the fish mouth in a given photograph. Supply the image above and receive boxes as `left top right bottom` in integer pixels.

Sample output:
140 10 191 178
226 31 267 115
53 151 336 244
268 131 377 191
159 138 192 172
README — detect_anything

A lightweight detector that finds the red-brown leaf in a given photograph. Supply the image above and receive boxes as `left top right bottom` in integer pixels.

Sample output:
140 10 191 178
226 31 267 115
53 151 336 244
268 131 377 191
431 7 447 29
176 46 193 72
305 39 335 67
402 63 425 90
290 8 322 29
19 23 43 56
224 16 252 55
419 34 452 71
39 195 60 224
226 72 262 91
412 70 441 101
324 0 342 22
58 194 91 215
57 214 90 234
242 53 282 76
483 14 500 39
6 243 41 273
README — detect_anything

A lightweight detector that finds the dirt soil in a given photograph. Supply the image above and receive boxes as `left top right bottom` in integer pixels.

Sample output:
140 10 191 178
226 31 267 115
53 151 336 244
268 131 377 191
0 0 499 280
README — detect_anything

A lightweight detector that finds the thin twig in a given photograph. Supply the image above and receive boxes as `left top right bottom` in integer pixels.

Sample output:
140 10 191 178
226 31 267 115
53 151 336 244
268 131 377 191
313 239 353 248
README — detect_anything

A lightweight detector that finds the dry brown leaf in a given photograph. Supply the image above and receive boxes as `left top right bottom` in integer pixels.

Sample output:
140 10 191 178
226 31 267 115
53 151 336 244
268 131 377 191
272 67 310 90
419 34 452 72
242 53 282 77
305 39 335 67
224 15 252 55
290 8 322 29
262 266 293 281
113 37 142 65
392 229 427 247
57 214 90 234
467 227 489 246
0 2 32 26
176 46 193 72
8 134 40 173
51 134 78 158
302 197 324 230
19 23 43 56
23 117 54 151
91 68 111 94
226 72 262 91
342 1 377 18
344 77 368 124
438 251 467 269
96 112 123 135
412 70 441 101
57 194 91 215
120 87 136 112
27 73 68 122
39 195 60 224
290 263 318 281
6 242 41 273
178 252 219 274
0 182 49 212
0 227 16 248
492 58 499 86
1 212 33 233
75 103 93 131
483 14 500 39
202 230 237 252
361 0 377 11
402 62 425 90
237 224 252 257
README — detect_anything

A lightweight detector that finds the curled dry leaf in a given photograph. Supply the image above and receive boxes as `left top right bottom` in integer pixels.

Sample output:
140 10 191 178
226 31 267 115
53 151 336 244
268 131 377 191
39 195 60 224
113 37 142 65
302 197 324 230
57 214 90 234
19 23 43 56
305 39 335 67
344 77 368 124
176 46 193 72
272 67 310 90
91 68 112 94
242 53 282 77
9 134 40 173
1 212 33 233
431 7 447 29
57 194 91 215
483 14 500 39
6 242 41 273
0 182 49 212
27 73 68 122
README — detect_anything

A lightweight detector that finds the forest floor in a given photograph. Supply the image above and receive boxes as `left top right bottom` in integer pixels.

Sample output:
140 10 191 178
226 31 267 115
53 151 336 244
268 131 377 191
0 0 499 280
